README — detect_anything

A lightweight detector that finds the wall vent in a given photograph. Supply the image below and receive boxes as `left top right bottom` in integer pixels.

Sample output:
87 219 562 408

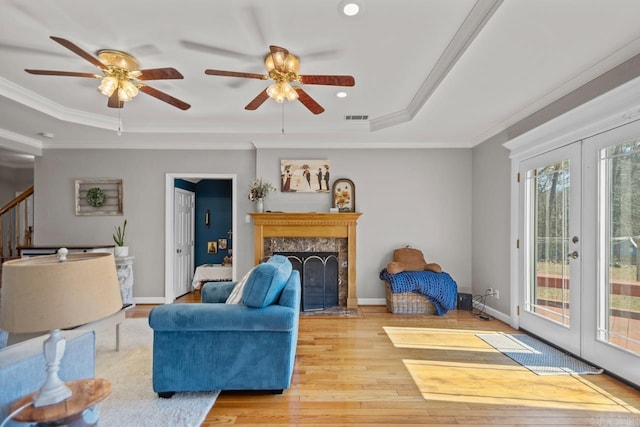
344 115 369 121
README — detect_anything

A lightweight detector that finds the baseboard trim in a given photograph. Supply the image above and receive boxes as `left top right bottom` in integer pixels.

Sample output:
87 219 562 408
473 301 511 324
134 297 166 305
358 298 386 305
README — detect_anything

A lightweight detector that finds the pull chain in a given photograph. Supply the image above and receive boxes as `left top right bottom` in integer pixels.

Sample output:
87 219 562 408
117 108 123 136
281 103 285 135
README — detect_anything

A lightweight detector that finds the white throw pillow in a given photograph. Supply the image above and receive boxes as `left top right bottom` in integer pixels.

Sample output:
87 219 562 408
225 268 255 304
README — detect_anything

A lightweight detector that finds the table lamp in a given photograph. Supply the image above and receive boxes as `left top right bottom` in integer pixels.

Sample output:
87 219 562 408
0 249 122 407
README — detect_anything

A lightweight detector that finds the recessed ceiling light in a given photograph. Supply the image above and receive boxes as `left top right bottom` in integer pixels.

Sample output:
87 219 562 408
336 91 348 98
338 1 363 17
343 3 359 16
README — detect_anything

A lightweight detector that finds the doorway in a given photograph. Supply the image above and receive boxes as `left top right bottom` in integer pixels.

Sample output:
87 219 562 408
164 173 237 303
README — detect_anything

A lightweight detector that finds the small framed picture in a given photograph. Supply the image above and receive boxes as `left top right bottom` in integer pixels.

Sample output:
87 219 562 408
218 238 227 250
207 241 218 254
331 178 355 212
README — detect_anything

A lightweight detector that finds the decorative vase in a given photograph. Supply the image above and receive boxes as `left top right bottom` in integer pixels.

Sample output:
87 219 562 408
256 198 264 213
114 246 129 257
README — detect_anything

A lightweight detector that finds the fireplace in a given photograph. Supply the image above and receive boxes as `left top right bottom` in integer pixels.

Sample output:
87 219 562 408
250 212 362 308
274 252 338 311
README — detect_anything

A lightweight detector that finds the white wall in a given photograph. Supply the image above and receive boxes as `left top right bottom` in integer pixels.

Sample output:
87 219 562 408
33 146 472 302
34 149 255 299
0 167 33 204
257 148 473 300
471 136 511 314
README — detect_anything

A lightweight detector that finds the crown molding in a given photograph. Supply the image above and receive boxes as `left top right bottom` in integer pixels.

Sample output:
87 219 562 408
0 128 42 155
370 0 503 132
251 140 470 150
0 77 118 130
504 74 640 160
472 35 640 147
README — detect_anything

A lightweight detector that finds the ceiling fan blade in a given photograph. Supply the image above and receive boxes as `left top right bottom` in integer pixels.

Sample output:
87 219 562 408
269 45 289 71
138 85 191 110
107 92 123 109
294 87 325 115
49 36 105 69
25 69 100 78
298 75 355 87
245 89 270 110
137 68 184 80
179 40 262 61
205 69 267 80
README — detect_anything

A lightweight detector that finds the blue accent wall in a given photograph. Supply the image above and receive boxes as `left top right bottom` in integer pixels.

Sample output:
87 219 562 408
174 178 196 192
194 180 232 266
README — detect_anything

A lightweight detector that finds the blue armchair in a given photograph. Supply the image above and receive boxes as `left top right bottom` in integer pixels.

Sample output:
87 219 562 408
148 255 301 397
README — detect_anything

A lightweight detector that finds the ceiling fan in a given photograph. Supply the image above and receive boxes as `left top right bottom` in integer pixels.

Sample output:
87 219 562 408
25 36 191 110
204 45 354 114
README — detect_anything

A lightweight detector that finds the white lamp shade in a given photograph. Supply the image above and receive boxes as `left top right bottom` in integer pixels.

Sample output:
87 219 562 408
0 252 123 333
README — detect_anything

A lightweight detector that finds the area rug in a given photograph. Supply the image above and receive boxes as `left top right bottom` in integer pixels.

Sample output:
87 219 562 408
95 318 219 426
477 332 603 376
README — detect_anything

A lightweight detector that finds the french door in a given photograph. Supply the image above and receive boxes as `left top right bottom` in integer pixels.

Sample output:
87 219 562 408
581 121 640 386
519 143 582 354
518 121 640 386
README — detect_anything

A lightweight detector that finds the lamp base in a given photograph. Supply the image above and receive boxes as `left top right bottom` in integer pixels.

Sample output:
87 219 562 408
33 329 73 407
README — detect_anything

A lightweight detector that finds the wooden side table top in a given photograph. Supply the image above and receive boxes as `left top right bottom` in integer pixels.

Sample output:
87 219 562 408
11 378 111 424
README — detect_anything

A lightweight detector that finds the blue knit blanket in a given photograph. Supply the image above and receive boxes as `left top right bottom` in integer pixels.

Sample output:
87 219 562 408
379 269 458 315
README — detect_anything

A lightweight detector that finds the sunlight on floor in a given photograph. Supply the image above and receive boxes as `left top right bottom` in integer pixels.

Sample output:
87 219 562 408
384 326 640 414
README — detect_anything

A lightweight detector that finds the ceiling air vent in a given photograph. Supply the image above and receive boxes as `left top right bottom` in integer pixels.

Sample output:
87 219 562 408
344 115 369 121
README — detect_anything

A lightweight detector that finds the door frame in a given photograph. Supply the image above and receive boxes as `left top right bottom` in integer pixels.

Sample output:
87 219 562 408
164 173 237 304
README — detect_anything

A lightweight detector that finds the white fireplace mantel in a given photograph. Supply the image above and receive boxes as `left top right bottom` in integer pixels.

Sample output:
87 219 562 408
250 212 362 308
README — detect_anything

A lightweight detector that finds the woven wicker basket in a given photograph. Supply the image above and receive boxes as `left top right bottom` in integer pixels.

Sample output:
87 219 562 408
385 282 436 314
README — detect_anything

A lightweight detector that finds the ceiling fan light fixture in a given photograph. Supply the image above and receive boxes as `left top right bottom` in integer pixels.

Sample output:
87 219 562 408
118 79 139 101
266 83 279 98
98 76 118 97
283 82 298 101
265 55 275 72
285 54 300 74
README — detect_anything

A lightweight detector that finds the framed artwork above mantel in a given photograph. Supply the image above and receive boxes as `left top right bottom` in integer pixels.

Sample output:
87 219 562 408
75 179 123 216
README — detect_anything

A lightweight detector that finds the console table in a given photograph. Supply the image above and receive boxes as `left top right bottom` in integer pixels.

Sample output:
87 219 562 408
192 264 233 290
18 245 115 257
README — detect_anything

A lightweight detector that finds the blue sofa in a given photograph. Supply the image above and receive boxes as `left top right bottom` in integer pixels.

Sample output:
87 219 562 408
148 255 301 397
0 330 96 426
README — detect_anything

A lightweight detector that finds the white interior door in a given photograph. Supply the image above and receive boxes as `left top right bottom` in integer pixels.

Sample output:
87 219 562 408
173 187 194 299
518 142 582 354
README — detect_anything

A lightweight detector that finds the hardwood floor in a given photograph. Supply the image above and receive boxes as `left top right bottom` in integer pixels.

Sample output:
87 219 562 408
129 295 640 426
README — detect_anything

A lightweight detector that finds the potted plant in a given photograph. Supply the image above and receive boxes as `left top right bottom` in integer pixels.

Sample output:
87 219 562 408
248 179 275 212
113 219 128 257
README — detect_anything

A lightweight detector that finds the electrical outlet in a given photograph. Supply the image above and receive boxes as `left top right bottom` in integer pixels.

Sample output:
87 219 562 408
486 287 499 299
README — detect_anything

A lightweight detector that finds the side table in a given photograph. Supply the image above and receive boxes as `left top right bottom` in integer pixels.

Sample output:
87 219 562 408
10 378 111 426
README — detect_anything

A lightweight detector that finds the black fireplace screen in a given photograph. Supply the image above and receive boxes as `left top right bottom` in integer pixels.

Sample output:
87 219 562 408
274 252 338 311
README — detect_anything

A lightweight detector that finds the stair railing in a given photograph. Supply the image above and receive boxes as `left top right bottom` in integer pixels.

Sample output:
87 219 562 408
0 186 34 262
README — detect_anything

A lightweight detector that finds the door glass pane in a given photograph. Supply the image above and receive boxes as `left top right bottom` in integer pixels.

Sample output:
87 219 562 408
599 139 640 355
526 160 571 326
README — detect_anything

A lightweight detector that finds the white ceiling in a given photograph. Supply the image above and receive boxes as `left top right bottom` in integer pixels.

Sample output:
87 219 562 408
3 0 640 169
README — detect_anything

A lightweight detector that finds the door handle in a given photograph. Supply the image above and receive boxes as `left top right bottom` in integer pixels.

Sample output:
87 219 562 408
567 251 579 259
176 249 182 254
